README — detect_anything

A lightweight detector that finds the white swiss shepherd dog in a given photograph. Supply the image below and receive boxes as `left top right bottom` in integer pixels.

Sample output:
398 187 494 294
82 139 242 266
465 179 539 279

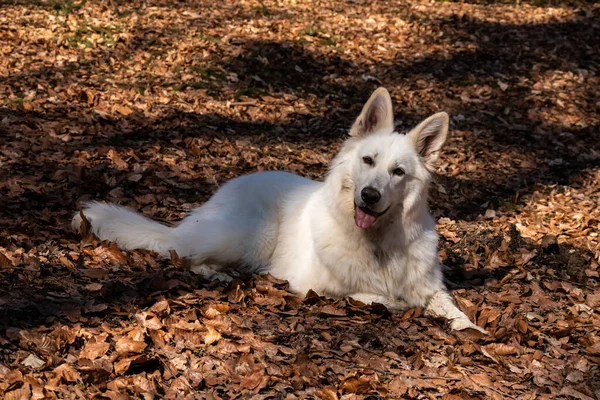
73 88 485 332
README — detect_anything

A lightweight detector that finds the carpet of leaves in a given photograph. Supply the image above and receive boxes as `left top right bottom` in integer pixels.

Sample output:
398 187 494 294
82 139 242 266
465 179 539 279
1 0 599 398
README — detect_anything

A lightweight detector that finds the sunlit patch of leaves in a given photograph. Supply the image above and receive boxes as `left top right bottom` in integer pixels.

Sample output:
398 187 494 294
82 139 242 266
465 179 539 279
52 0 87 16
251 0 271 16
0 0 599 397
198 31 222 43
234 87 265 99
62 24 121 49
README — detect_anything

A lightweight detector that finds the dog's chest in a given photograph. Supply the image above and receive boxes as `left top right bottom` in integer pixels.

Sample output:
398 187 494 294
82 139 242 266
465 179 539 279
316 233 402 295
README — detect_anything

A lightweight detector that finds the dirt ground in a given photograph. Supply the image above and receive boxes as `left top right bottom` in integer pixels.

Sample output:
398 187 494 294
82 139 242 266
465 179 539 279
0 0 599 398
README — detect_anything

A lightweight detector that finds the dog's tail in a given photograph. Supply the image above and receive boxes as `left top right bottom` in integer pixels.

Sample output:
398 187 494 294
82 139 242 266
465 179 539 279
72 201 174 254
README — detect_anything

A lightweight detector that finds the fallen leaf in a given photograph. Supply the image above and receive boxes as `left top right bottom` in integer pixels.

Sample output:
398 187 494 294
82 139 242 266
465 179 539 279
0 252 13 267
53 363 80 383
115 336 147 355
85 283 103 292
22 354 45 369
316 388 338 400
320 304 347 317
339 375 371 394
204 325 221 345
5 386 31 400
107 149 128 169
136 311 163 331
482 343 519 363
559 386 594 400
80 341 110 360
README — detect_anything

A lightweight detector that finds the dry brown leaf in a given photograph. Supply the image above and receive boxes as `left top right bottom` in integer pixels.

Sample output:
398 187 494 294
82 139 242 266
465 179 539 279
586 294 600 308
516 317 528 333
0 252 13 267
114 104 133 116
321 304 347 317
469 373 493 387
150 299 171 315
316 388 339 400
133 374 157 394
586 342 600 355
214 303 230 313
201 303 230 319
339 376 372 394
107 149 128 169
388 378 408 396
114 355 140 375
24 376 44 400
136 311 163 331
559 386 595 400
149 329 167 348
170 320 203 331
79 341 110 360
442 395 479 400
58 256 75 269
84 303 108 314
5 385 31 400
101 390 127 400
115 336 147 355
204 325 221 345
201 305 221 319
19 331 57 354
239 369 266 391
78 210 91 236
86 282 103 292
22 354 45 369
482 343 519 363
53 363 80 383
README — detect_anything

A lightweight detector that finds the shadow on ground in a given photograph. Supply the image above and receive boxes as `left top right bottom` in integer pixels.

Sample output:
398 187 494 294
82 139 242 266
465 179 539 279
0 9 598 327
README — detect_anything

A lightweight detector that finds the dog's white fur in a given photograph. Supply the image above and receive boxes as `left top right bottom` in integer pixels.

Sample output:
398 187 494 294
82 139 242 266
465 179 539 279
73 88 484 332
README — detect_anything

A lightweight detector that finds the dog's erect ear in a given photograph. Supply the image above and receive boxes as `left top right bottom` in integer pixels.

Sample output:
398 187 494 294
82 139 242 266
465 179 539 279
350 88 394 137
408 112 449 171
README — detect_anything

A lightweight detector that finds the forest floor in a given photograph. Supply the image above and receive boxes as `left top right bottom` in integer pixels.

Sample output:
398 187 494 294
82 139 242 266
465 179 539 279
0 0 599 398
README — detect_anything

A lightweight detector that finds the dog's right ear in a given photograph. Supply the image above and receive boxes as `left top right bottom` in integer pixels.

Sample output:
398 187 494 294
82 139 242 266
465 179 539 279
407 112 449 172
350 88 394 137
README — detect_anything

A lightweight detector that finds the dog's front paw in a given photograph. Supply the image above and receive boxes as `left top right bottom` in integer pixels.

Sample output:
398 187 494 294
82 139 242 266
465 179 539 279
190 264 233 283
425 290 488 334
448 316 488 333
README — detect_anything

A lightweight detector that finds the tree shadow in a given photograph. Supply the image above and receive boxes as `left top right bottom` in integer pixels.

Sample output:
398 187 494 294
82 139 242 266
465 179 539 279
1 9 599 327
431 0 595 8
442 225 595 289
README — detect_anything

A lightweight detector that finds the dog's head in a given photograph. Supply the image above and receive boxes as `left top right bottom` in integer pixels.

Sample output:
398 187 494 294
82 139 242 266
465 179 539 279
336 88 449 229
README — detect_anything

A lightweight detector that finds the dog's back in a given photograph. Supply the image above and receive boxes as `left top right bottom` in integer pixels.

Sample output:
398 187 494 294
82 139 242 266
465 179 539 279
174 171 318 270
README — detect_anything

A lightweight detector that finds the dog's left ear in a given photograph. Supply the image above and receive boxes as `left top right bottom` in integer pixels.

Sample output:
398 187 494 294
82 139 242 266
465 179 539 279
408 112 449 171
350 88 394 137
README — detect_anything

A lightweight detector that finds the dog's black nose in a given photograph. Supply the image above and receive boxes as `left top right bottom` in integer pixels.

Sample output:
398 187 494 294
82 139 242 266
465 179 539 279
361 187 381 205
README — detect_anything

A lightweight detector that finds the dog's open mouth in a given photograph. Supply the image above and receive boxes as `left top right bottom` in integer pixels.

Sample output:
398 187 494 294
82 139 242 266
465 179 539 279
354 205 388 229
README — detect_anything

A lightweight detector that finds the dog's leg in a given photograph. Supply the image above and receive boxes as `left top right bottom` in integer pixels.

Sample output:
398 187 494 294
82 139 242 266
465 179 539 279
425 290 487 333
349 293 408 309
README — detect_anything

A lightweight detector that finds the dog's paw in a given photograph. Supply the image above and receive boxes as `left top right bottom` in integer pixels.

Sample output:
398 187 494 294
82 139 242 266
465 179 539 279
425 290 488 334
449 316 488 334
72 213 82 232
190 264 233 283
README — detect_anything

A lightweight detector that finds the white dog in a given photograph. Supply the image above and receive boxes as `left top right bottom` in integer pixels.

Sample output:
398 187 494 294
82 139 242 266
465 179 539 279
73 88 484 332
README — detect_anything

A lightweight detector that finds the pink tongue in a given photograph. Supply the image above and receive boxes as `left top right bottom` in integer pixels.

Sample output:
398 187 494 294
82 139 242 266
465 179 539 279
355 206 377 229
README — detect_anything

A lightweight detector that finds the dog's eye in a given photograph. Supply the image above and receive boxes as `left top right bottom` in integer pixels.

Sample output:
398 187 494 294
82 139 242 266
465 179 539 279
362 156 374 166
393 167 405 176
